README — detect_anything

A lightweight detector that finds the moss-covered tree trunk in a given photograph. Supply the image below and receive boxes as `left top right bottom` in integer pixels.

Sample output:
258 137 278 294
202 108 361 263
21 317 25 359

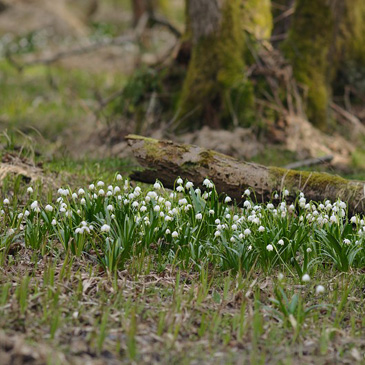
282 0 365 130
174 0 254 132
126 135 365 214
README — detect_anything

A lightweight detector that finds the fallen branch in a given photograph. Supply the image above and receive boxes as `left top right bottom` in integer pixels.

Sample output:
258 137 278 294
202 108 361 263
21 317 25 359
284 155 333 169
126 135 365 214
6 14 149 71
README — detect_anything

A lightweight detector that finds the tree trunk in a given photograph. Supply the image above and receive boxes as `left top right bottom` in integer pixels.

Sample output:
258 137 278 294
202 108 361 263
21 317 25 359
126 134 365 214
282 0 365 130
174 0 254 132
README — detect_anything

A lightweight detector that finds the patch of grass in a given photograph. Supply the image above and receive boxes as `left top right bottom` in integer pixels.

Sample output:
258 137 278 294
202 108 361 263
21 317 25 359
0 172 364 363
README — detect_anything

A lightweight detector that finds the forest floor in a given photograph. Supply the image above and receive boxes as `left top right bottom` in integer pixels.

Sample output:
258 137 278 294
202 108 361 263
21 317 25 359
1 1 365 364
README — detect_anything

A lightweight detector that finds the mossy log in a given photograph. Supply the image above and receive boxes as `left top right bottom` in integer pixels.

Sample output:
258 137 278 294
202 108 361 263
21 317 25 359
126 135 365 214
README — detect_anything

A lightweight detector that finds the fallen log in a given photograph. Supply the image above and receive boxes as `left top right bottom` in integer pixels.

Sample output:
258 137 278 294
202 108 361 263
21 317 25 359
126 135 365 214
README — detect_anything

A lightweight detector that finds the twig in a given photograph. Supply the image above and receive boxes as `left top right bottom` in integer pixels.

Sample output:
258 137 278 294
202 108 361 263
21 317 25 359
149 14 182 38
284 155 333 169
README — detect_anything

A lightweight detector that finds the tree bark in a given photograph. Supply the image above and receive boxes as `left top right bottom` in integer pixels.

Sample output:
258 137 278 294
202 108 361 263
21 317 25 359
174 0 254 132
282 0 365 130
126 134 365 214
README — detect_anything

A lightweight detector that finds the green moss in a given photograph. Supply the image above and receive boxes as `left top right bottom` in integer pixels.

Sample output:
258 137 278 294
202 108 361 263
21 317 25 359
282 0 334 130
269 167 350 194
176 0 254 131
243 0 273 40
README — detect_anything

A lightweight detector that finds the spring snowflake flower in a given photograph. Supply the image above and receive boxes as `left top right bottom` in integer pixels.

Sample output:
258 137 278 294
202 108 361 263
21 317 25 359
30 201 38 210
307 247 312 253
343 238 351 245
80 198 86 205
258 226 265 232
316 285 325 294
302 274 310 282
278 273 284 281
132 201 139 208
179 198 188 205
114 186 121 194
154 182 161 190
98 189 105 196
230 237 235 243
51 219 57 226
244 228 251 236
274 194 279 199
45 205 53 212
244 189 250 196
78 188 85 195
18 213 23 219
185 181 193 189
116 174 122 180
231 224 237 231
101 224 111 233
196 213 203 220
214 230 221 238
165 229 171 234
27 187 33 194
140 206 147 212
266 244 274 252
278 239 284 246
24 210 30 217
154 205 160 212
350 216 357 224
89 184 95 190
97 181 105 187
283 189 289 196
3 198 10 205
225 196 232 203
107 205 114 211
176 186 184 192
171 231 178 238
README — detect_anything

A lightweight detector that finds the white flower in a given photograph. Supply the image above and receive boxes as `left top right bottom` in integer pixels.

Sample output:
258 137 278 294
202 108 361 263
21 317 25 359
302 274 310 282
258 226 265 232
101 224 111 233
225 196 232 203
278 239 284 246
172 231 178 238
178 198 188 205
278 273 284 281
226 214 231 219
267 203 274 210
51 219 57 226
165 229 171 235
248 245 252 251
176 185 184 192
81 198 86 205
343 238 351 245
186 181 194 189
97 181 105 187
244 189 250 196
307 247 312 253
116 174 122 180
107 205 114 211
154 182 161 190
3 198 10 205
244 228 251 236
203 178 211 187
132 201 139 208
30 201 38 210
114 186 121 194
274 194 279 199
8 228 15 235
176 178 183 185
195 188 201 195
215 219 220 224
283 189 289 196
18 213 24 219
45 205 53 212
89 184 95 190
24 210 30 217
214 230 221 238
154 205 160 212
266 244 274 251
195 213 203 220
350 216 357 224
72 193 78 199
231 224 237 231
316 285 325 294
140 206 147 212
27 187 33 194
98 189 105 196
230 237 235 243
